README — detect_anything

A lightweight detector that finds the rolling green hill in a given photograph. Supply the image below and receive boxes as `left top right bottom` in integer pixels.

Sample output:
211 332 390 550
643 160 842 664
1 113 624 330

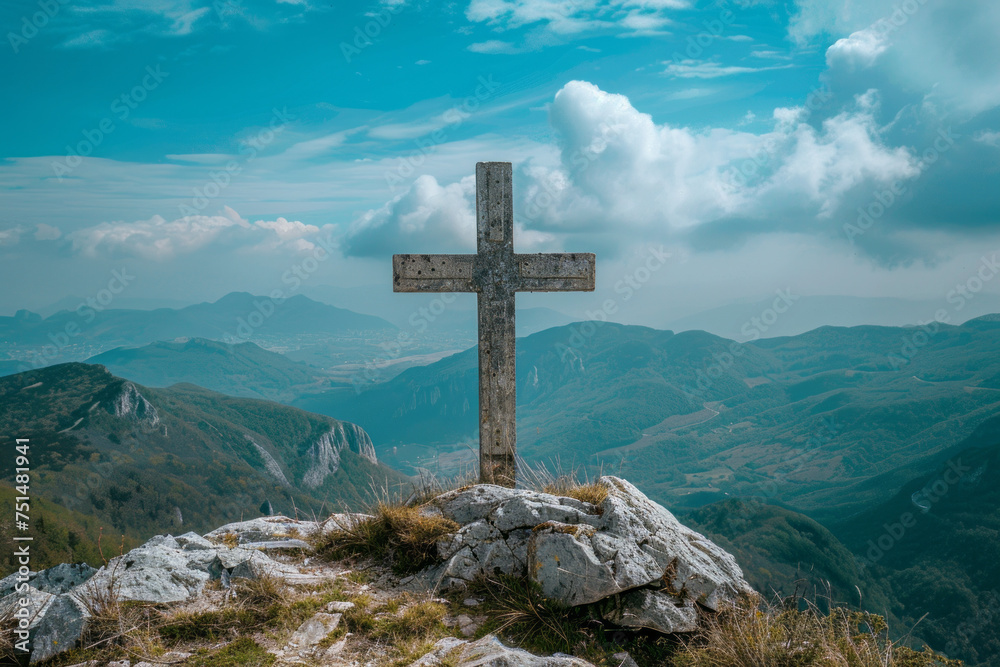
0 362 407 575
89 337 327 403
295 323 779 476
297 319 1000 520
829 414 1000 666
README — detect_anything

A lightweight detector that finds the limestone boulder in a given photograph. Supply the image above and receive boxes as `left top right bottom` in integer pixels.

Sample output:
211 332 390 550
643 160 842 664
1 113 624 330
419 476 753 634
409 635 597 666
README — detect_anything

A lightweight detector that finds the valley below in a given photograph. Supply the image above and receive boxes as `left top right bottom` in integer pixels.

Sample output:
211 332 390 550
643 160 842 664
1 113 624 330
3 307 1000 664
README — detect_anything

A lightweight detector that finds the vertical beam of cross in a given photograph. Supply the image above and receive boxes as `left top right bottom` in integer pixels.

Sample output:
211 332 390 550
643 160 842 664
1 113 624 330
392 162 595 487
475 162 518 487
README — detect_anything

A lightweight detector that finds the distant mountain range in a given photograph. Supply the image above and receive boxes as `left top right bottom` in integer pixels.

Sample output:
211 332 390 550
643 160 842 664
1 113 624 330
663 294 1000 340
1 312 998 663
88 338 328 403
298 315 1000 521
0 363 405 573
0 292 395 373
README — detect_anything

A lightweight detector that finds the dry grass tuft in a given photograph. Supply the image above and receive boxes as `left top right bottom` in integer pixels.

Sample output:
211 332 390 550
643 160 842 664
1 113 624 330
675 596 962 667
543 481 609 508
0 596 27 664
74 567 164 663
519 457 610 512
313 502 458 575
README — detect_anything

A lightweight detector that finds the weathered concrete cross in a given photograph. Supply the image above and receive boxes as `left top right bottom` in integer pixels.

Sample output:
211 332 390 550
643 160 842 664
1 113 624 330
393 162 596 487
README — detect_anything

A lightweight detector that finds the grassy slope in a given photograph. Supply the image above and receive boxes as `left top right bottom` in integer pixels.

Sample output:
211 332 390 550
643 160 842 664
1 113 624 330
0 363 407 574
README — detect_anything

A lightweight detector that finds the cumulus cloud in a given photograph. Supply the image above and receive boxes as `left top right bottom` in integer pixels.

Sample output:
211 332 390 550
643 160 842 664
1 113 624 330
345 80 923 258
529 81 918 233
346 175 477 257
825 28 888 69
67 206 334 259
345 173 554 257
796 0 1000 115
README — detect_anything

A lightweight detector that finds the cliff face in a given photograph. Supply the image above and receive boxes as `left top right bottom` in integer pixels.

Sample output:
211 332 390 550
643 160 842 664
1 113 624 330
105 381 160 427
302 422 378 488
0 362 405 579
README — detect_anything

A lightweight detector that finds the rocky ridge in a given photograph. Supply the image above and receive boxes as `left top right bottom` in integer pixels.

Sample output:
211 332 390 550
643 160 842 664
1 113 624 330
0 478 752 666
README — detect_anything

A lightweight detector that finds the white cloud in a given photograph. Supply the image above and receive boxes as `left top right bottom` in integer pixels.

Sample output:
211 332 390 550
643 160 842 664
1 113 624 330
468 40 522 54
281 129 359 159
792 0 1000 115
170 7 211 35
0 227 24 247
663 59 794 79
975 131 1000 148
344 80 923 258
464 0 686 41
67 207 334 259
34 224 62 241
825 28 887 69
346 175 477 256
346 173 554 256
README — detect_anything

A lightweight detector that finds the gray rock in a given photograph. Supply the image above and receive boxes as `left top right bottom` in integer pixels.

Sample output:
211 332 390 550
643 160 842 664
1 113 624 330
409 637 468 666
204 515 320 544
612 652 640 667
325 600 355 612
528 523 617 606
30 593 91 664
0 585 54 632
285 612 342 652
238 538 312 551
410 635 597 666
175 532 214 550
418 476 752 634
602 588 698 633
0 563 96 598
84 536 219 604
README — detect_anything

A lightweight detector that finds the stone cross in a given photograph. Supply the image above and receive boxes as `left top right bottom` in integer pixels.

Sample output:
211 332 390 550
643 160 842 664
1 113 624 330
393 162 596 487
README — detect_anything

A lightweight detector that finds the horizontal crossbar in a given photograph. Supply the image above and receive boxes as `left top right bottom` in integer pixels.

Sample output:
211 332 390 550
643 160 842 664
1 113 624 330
393 252 595 293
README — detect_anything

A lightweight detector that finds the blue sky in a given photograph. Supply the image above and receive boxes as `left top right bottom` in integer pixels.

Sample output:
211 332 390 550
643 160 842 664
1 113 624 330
1 0 999 324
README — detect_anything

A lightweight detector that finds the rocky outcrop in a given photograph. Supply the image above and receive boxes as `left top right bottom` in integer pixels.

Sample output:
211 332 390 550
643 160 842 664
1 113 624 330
302 422 378 488
248 437 291 487
105 381 159 427
0 518 332 663
410 635 597 666
418 476 753 634
0 479 752 664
